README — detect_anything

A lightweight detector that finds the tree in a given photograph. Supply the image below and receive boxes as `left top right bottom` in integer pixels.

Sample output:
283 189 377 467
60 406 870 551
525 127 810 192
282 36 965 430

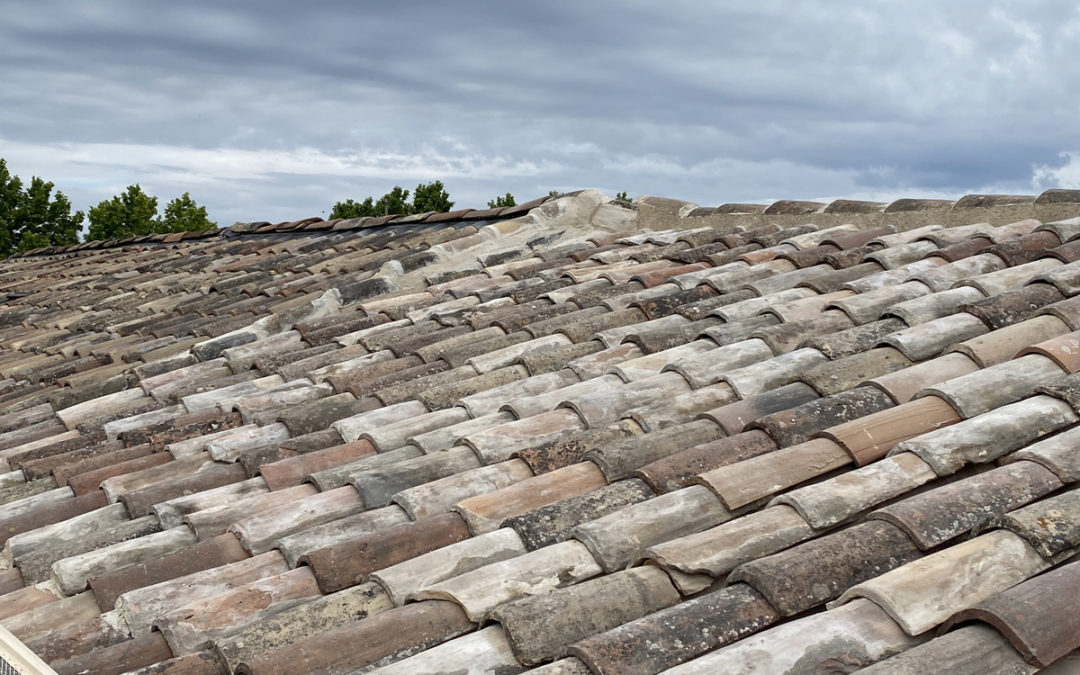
547 190 562 199
0 159 24 256
160 192 216 233
412 181 453 213
330 197 376 219
373 186 410 216
87 184 160 241
614 191 630 202
487 192 516 209
13 178 83 251
0 160 84 256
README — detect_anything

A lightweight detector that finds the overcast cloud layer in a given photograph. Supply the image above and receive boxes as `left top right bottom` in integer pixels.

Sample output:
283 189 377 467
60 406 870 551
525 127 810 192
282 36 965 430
2 0 1080 224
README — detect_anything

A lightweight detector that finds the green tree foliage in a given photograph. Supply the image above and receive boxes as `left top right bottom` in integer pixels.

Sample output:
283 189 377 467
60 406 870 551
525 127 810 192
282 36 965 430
331 182 457 220
160 192 216 233
87 184 160 240
547 190 562 198
0 159 84 256
614 191 630 202
487 192 516 209
330 197 376 219
412 181 454 214
373 186 411 216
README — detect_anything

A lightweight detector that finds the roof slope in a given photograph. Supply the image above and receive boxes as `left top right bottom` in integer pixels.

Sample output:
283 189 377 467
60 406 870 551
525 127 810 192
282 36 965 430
0 190 1079 674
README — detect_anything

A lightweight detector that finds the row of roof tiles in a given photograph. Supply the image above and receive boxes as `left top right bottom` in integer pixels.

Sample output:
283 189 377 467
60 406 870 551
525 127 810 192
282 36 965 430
14 188 1080 260
0 194 1078 673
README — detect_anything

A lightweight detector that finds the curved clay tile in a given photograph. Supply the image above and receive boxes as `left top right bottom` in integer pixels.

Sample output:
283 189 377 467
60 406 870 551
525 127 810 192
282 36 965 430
884 197 955 212
762 200 826 216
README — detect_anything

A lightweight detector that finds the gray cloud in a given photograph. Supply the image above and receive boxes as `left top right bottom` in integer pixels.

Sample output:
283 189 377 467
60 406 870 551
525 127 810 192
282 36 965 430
2 0 1080 225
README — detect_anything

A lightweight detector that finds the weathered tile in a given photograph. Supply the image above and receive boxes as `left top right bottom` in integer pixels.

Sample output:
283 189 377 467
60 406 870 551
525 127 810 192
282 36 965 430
116 551 289 636
910 254 1006 292
123 650 228 675
881 312 989 361
348 445 481 506
857 624 1037 675
718 347 827 398
370 528 526 606
873 461 1064 550
464 409 586 464
940 560 1080 668
572 485 730 572
50 632 174 675
695 437 851 510
618 381 729 430
22 609 129 666
230 485 364 554
393 458 535 521
233 600 473 675
630 432 773 494
662 599 922 675
366 628 526 675
331 400 428 443
154 566 321 656
84 532 246 613
211 582 394 672
820 394 961 465
1008 424 1080 481
961 258 1061 296
645 504 813 578
11 505 161 585
300 512 469 593
52 525 198 596
868 352 979 403
921 354 1064 418
885 285 985 325
950 314 1070 367
183 484 318 540
797 346 911 396
666 338 773 389
731 520 922 615
837 530 1050 635
891 395 1077 476
415 539 602 621
570 583 778 675
453 461 602 533
962 283 1064 330
492 566 679 665
749 385 894 448
986 488 1080 559
275 504 411 567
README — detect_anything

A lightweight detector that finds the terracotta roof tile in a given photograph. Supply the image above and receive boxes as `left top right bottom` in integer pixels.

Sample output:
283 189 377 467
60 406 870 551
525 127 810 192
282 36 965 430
8 197 1080 671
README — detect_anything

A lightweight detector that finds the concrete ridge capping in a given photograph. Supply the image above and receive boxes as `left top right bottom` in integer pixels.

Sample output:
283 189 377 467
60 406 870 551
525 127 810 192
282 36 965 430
0 625 56 675
15 187 1080 258
638 188 1080 232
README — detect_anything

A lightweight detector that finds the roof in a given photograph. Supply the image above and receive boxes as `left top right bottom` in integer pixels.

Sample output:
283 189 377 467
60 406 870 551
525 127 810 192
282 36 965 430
1 188 1080 674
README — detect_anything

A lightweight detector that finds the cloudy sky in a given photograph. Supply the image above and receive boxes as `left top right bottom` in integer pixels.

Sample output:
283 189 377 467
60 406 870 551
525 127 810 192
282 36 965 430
2 1 1080 225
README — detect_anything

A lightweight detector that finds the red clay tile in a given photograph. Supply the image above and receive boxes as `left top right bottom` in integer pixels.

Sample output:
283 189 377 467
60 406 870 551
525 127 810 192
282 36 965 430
257 439 376 490
821 394 961 465
867 352 980 403
300 512 472 593
695 438 851 510
88 533 250 611
51 632 174 675
66 451 173 496
455 461 605 533
951 314 1070 367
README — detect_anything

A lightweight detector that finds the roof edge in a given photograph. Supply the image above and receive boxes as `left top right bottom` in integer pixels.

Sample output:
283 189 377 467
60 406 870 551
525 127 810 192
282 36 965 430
0 624 57 675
